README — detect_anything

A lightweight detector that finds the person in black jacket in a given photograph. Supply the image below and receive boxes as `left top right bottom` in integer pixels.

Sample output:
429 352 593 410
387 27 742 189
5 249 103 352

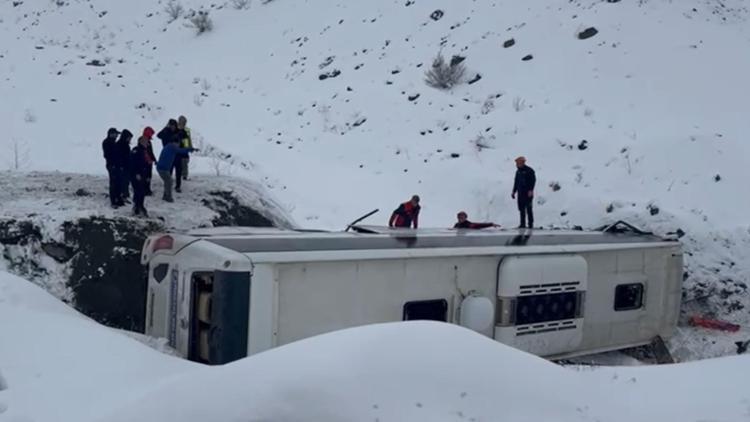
101 127 122 207
129 134 152 217
511 156 536 228
157 119 179 148
157 119 187 191
142 126 157 196
115 129 134 202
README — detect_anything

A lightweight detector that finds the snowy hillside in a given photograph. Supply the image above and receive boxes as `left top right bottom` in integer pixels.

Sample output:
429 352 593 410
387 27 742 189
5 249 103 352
1 270 749 422
1 0 750 355
3 0 749 227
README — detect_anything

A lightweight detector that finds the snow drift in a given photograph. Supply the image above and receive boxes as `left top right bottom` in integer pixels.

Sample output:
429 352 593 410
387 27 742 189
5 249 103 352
0 271 195 422
2 270 750 422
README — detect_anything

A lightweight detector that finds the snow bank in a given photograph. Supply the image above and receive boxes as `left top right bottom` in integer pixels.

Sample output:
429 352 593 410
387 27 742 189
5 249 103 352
0 172 292 331
2 271 749 422
97 321 750 422
0 271 195 422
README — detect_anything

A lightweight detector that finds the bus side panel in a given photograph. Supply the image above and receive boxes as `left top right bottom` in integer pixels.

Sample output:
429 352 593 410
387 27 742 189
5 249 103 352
248 263 277 355
579 246 679 354
274 256 498 347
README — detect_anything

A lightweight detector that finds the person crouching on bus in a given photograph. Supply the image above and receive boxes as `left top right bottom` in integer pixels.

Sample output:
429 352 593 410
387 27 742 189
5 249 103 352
389 195 421 229
453 211 500 229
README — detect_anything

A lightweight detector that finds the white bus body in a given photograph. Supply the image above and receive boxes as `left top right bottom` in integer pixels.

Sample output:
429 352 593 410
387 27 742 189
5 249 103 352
141 225 682 364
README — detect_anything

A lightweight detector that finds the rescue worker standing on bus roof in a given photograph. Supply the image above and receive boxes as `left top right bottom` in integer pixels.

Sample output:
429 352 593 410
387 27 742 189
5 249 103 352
511 156 536 229
389 195 421 229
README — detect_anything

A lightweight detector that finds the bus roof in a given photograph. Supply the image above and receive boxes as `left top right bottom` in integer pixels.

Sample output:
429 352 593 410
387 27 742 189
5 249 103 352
193 225 676 254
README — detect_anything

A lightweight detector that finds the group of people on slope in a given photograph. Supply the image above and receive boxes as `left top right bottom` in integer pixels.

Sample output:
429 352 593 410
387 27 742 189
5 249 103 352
388 156 537 230
102 115 197 217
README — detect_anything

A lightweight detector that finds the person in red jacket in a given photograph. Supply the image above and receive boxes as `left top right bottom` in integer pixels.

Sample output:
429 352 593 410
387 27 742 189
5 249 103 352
453 211 500 229
389 195 421 228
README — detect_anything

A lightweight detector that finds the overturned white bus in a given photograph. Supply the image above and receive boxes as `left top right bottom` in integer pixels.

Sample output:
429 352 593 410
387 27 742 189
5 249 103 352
141 222 682 365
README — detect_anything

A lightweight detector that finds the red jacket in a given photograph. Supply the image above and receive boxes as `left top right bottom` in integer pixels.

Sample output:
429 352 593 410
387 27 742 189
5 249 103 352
389 202 420 228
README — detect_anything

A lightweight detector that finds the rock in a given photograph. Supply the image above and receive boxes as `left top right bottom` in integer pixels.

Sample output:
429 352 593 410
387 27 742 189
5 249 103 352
468 74 482 85
578 27 599 40
408 93 420 101
606 203 615 213
41 242 76 263
74 188 91 197
648 204 660 216
578 140 589 150
450 55 466 66
450 153 460 158
319 55 335 69
201 191 275 227
522 54 533 61
549 181 561 192
0 220 42 245
352 117 367 127
430 10 444 21
714 174 721 182
503 38 515 48
318 69 341 80
63 217 165 331
86 59 106 67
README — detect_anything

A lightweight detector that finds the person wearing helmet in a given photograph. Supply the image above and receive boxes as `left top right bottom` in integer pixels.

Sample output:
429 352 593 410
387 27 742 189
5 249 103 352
389 195 421 229
129 127 156 217
453 211 500 229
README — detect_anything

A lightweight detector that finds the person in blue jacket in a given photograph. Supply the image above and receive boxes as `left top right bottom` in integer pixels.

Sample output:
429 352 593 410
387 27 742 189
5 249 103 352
156 139 196 202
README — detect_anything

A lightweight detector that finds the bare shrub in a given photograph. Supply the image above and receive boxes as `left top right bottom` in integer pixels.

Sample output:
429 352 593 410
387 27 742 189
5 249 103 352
481 98 495 115
7 139 30 171
232 0 251 9
189 10 213 34
471 132 495 152
424 52 466 90
164 0 184 23
512 96 526 112
24 109 36 123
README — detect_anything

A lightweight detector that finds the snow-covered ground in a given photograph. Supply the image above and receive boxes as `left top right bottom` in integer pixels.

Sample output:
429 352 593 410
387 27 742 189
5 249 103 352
2 270 749 422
